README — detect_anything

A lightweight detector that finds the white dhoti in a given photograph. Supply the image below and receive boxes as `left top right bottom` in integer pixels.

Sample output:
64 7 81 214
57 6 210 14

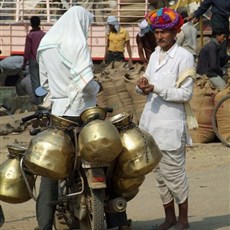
154 134 189 205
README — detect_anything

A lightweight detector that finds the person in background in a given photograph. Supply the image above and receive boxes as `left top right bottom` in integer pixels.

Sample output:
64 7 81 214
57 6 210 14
35 6 131 230
104 16 133 68
0 56 24 86
23 16 45 105
15 65 36 103
137 8 196 230
176 8 197 59
186 0 230 66
196 28 228 89
136 19 156 66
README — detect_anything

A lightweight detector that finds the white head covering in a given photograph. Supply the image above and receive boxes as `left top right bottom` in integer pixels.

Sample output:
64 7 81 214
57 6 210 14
107 16 120 32
37 6 94 90
138 19 149 37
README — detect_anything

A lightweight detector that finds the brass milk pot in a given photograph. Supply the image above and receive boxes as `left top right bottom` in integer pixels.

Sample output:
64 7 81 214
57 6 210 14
112 175 145 194
110 112 162 178
78 107 123 163
24 115 77 179
0 145 35 204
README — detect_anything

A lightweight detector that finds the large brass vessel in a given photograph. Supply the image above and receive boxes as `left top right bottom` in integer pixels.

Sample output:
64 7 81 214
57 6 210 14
0 145 35 203
110 112 162 178
78 107 123 163
24 115 78 179
112 175 145 193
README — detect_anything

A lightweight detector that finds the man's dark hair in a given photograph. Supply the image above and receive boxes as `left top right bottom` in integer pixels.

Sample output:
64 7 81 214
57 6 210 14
30 16 41 28
212 28 226 37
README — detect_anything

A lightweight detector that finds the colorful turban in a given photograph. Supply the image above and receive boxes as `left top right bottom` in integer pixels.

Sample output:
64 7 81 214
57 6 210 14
145 8 183 33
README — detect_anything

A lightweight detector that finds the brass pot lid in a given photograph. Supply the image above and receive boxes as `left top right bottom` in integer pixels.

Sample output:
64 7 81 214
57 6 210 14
80 106 106 123
7 144 27 155
109 112 133 127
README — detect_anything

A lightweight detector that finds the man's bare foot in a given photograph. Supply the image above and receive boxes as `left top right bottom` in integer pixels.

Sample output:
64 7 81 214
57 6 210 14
172 222 189 230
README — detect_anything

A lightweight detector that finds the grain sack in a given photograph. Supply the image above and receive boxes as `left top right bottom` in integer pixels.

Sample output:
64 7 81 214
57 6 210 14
189 76 218 143
213 81 230 142
100 73 137 121
96 91 108 108
124 74 146 124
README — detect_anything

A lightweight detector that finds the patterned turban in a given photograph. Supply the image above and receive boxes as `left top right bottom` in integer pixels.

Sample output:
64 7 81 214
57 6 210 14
145 8 183 33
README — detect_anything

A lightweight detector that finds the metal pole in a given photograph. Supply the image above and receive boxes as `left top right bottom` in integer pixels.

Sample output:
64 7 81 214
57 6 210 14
199 0 203 47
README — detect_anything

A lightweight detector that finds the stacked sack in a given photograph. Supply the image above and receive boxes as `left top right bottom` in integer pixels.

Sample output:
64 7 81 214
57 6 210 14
213 80 230 145
94 61 147 124
189 76 218 143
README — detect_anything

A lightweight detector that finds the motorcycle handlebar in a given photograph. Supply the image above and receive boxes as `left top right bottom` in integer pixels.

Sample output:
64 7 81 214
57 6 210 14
21 106 113 124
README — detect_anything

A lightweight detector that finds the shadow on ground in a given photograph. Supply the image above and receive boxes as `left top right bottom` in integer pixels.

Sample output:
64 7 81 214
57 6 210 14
132 214 230 230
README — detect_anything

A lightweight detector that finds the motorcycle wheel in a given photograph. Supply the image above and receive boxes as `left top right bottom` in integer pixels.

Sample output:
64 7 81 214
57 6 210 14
79 186 105 230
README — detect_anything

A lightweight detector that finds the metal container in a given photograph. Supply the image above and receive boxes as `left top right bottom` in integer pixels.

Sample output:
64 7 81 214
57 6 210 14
112 175 145 193
0 145 35 203
24 115 77 179
78 119 123 163
110 112 162 178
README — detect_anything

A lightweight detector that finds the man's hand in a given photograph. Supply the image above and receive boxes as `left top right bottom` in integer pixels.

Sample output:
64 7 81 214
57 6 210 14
137 76 154 95
185 14 199 24
142 84 154 95
137 76 148 89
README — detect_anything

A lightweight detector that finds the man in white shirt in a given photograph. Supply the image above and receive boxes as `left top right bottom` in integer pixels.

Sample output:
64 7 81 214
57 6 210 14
137 8 195 230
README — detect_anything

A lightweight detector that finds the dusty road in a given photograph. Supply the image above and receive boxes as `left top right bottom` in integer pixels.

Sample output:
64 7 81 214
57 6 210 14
0 120 230 230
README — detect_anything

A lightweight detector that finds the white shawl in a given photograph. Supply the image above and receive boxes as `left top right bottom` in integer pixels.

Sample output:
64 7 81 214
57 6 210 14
37 6 94 90
176 67 199 130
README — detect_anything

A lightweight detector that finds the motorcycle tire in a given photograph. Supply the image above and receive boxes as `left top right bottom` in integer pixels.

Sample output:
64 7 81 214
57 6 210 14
79 186 105 230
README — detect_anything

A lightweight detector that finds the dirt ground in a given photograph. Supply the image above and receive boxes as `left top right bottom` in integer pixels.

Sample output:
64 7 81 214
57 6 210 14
0 113 230 230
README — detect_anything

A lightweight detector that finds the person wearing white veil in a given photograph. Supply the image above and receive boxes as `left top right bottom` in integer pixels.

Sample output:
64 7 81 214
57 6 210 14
35 6 102 230
37 5 101 117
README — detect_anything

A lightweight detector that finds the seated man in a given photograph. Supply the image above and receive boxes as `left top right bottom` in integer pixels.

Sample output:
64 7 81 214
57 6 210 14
196 29 229 89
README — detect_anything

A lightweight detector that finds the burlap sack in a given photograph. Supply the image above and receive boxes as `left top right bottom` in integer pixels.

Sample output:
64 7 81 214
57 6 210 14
214 81 230 142
189 76 218 143
98 72 137 121
124 74 146 124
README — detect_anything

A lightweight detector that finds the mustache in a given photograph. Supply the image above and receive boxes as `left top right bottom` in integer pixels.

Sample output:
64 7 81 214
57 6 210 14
157 39 167 43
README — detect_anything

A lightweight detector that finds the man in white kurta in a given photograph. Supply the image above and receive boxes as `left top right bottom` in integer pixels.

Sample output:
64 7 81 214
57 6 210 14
137 7 195 230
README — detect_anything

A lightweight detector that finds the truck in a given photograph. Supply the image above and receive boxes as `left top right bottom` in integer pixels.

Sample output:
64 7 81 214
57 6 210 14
0 0 202 60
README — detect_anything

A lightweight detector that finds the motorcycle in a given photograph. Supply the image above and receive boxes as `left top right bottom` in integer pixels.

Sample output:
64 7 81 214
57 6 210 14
20 106 128 230
0 105 162 229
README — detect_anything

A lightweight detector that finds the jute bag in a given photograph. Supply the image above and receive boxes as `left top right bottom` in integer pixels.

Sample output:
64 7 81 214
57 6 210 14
189 76 218 143
124 74 146 124
214 80 230 142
